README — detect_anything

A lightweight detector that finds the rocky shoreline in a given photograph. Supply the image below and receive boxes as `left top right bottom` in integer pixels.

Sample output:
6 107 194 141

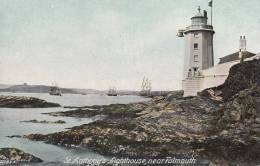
25 60 260 165
0 148 43 164
0 95 60 108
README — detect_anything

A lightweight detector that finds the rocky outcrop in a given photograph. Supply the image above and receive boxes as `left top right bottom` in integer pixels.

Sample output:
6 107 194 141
201 59 260 101
6 135 22 138
0 148 43 164
0 96 60 108
44 106 101 118
25 59 260 165
165 90 184 101
44 103 147 118
20 119 66 124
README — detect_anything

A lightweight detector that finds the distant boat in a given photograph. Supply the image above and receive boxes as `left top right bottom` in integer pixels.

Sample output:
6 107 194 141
107 87 117 96
140 77 151 97
49 83 62 96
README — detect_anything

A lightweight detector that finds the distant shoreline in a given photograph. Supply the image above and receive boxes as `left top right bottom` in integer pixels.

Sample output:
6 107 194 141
0 84 175 96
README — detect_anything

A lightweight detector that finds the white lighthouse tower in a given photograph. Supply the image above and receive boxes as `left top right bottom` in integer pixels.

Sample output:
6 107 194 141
177 6 215 96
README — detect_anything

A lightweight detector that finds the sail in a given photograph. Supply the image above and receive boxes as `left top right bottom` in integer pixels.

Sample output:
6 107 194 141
49 82 62 96
107 86 117 96
140 76 152 96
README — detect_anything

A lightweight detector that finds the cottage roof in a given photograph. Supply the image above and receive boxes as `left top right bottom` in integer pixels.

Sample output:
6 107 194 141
219 51 256 64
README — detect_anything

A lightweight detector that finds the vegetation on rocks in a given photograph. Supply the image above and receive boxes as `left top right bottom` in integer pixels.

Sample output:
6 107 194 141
0 95 60 108
0 148 43 164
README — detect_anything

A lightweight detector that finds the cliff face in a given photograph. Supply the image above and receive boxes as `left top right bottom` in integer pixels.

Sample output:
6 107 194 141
207 59 260 101
25 59 260 165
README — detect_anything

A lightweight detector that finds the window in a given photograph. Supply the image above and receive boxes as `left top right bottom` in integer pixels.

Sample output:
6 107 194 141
188 69 192 77
194 55 198 62
193 67 199 77
194 43 198 50
194 33 199 38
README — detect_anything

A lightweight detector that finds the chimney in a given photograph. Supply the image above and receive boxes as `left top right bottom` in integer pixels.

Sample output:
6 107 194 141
239 36 246 52
239 36 243 50
243 36 246 51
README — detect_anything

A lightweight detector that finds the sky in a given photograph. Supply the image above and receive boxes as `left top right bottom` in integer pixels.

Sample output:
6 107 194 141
0 0 259 91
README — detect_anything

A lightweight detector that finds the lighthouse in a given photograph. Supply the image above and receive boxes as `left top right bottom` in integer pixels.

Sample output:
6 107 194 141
178 6 215 96
177 2 259 97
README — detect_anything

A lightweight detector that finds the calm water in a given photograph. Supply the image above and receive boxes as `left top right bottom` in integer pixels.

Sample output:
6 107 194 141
0 93 149 165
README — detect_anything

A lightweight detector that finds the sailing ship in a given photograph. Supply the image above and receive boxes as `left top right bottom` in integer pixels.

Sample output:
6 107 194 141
49 83 62 96
107 87 117 96
140 77 151 97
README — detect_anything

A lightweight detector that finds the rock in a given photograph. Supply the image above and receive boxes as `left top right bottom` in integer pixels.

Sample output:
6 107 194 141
6 135 22 138
165 90 184 101
44 108 101 118
230 108 242 121
220 130 228 136
0 95 60 108
25 134 45 141
20 119 66 124
220 87 259 123
255 118 260 124
55 120 66 124
203 89 223 102
151 96 165 102
45 103 147 119
82 137 92 144
0 148 43 164
251 128 260 134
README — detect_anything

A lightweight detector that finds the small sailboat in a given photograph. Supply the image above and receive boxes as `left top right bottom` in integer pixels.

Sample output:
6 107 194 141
49 82 62 96
140 77 152 97
107 87 117 96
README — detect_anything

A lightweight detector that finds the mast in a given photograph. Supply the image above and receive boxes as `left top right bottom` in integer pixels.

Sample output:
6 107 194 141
148 80 151 91
141 77 145 91
146 78 149 91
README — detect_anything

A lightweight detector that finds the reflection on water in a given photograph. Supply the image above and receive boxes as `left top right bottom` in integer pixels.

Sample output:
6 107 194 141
0 92 149 163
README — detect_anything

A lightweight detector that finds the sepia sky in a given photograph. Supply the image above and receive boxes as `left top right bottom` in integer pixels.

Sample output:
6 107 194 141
0 0 259 90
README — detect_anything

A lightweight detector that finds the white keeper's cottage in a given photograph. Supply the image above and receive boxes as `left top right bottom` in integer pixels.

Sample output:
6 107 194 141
177 6 260 97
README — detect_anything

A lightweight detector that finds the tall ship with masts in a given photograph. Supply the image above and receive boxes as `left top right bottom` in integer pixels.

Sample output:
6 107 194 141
140 77 151 97
49 82 62 96
107 87 117 96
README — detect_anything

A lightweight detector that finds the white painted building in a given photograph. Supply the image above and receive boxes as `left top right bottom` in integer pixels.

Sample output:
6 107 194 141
178 7 259 97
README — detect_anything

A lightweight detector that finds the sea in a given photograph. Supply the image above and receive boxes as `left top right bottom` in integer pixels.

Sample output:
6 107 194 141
0 92 149 165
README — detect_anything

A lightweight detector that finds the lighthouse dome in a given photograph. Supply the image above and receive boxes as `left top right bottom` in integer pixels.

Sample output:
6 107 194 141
191 7 208 25
194 11 204 17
